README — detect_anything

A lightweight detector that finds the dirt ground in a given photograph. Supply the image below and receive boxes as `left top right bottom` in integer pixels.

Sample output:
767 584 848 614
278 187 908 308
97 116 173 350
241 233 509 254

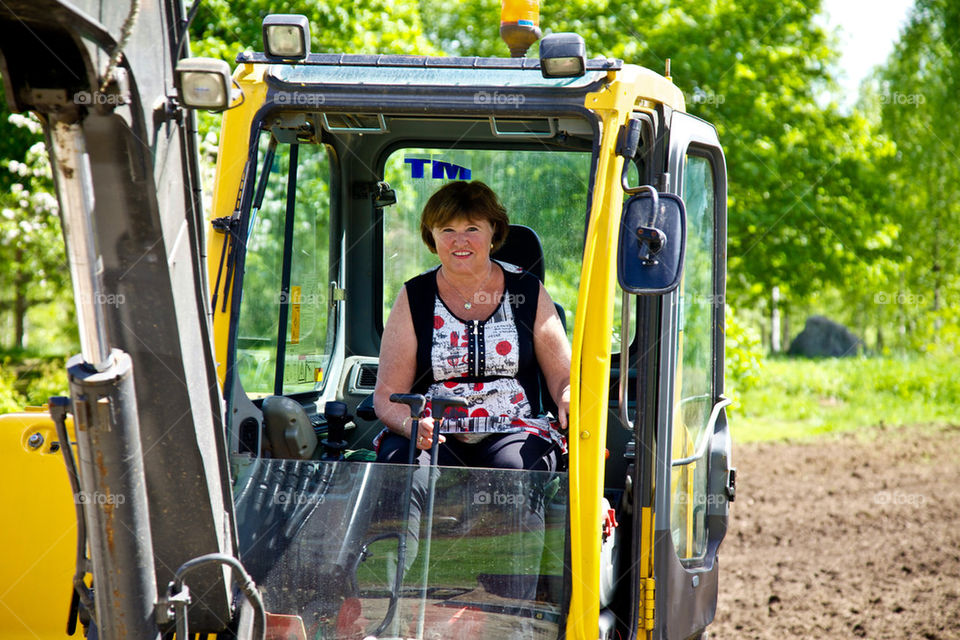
710 424 960 639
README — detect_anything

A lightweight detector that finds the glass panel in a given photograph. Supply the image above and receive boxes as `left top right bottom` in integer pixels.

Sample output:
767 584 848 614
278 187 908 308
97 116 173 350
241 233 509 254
272 64 607 89
381 147 591 341
236 135 335 397
670 153 715 561
234 458 568 639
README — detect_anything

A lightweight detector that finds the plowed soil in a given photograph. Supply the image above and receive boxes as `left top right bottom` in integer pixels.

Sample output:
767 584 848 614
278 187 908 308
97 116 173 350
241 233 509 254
710 424 960 639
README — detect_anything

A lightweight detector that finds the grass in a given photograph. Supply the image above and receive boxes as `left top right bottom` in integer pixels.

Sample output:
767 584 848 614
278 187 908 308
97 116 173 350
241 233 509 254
357 525 566 590
730 354 960 443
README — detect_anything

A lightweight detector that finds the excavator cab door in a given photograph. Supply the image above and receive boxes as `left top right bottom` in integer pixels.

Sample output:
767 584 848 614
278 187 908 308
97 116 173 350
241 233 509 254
651 111 731 639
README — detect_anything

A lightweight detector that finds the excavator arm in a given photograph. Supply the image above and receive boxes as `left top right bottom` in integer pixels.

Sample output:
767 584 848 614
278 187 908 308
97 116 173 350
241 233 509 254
0 1 239 635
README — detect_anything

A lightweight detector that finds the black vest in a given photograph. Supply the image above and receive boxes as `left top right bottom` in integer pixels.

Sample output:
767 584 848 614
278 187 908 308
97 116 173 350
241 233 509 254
403 264 545 416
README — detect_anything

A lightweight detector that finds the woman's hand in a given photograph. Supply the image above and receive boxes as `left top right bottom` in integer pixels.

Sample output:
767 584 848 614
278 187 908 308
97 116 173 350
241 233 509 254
411 416 446 450
556 385 570 431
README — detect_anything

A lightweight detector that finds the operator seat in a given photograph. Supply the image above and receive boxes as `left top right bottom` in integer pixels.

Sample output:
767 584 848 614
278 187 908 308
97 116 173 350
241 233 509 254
492 224 567 330
492 224 567 419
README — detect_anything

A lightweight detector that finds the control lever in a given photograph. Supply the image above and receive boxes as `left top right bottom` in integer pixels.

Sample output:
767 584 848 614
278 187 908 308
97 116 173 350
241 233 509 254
320 401 351 461
389 393 426 465
428 395 468 459
375 393 427 637
408 394 465 639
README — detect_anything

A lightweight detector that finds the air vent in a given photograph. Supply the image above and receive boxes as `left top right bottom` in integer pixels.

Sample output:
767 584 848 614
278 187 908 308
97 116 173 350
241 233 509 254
357 363 378 389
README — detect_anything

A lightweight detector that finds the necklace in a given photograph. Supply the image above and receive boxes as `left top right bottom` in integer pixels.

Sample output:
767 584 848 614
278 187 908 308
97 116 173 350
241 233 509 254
440 263 494 310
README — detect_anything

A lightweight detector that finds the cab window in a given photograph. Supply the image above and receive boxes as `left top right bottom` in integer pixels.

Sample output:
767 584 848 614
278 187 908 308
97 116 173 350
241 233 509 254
671 151 717 561
236 133 336 397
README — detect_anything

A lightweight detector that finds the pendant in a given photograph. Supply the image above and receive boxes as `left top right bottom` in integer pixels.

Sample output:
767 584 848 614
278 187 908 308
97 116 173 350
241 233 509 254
464 302 472 310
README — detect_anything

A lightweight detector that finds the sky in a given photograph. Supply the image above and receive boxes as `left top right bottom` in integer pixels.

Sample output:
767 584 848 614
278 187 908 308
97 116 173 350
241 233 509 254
820 0 916 106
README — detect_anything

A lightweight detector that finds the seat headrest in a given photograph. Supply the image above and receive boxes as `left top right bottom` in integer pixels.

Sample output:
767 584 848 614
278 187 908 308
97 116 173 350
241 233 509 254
491 224 545 283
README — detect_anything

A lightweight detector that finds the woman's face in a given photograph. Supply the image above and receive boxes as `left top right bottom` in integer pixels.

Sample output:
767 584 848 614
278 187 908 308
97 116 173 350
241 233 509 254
431 216 495 276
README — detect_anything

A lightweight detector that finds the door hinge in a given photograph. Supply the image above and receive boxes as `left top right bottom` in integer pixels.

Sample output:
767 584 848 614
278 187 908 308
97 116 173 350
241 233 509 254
641 577 655 630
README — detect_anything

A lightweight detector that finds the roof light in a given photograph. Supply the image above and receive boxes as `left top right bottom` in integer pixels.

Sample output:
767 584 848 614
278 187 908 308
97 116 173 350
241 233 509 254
539 33 587 78
175 58 234 111
500 0 541 58
263 14 310 61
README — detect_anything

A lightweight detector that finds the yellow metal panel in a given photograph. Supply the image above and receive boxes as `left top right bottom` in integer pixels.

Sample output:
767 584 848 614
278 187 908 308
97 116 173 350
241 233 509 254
566 74 633 640
0 411 77 639
612 64 687 113
566 63 685 640
637 506 656 638
641 577 656 631
208 63 269 388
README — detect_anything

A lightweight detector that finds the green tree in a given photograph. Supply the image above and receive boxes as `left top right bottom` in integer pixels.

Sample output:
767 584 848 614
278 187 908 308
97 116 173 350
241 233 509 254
422 0 898 345
190 0 440 62
0 113 69 351
870 0 960 353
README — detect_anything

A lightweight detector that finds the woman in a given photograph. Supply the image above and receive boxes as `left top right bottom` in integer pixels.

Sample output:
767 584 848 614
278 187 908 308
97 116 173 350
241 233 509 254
374 180 571 470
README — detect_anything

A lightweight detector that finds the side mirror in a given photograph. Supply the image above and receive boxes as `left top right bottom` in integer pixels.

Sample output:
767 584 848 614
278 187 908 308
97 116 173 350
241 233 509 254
618 186 686 294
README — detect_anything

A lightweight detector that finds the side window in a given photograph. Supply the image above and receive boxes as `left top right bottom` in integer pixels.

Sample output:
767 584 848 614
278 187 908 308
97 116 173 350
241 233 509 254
236 135 335 397
670 152 717 561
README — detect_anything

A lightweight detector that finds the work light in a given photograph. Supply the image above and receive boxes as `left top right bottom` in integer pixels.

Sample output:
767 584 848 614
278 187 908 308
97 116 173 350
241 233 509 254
539 33 587 78
175 58 233 111
263 14 310 60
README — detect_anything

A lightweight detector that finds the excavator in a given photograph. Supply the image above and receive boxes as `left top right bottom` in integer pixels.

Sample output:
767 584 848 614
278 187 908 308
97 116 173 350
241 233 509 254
0 1 735 639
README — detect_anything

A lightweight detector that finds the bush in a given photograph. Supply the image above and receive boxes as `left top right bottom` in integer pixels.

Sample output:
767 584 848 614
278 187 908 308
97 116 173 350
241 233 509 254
17 357 68 405
0 353 69 411
0 364 21 413
725 305 765 408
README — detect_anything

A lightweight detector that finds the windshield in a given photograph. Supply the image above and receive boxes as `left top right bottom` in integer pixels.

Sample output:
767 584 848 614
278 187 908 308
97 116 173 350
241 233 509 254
234 458 568 639
236 133 336 398
382 147 591 340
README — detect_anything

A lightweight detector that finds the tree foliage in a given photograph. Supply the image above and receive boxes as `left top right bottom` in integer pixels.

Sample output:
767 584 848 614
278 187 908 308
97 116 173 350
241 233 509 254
421 0 900 332
189 0 441 63
0 113 69 351
866 0 960 353
1 0 956 360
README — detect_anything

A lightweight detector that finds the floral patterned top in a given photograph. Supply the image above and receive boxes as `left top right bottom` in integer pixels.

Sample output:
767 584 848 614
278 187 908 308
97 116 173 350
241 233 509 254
371 261 565 453
423 278 565 450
